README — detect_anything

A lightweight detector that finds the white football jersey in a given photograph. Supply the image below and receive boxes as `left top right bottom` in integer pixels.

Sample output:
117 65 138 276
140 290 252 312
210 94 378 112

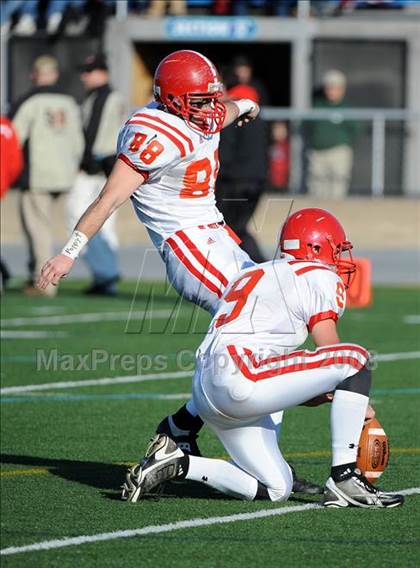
198 257 346 355
117 102 222 239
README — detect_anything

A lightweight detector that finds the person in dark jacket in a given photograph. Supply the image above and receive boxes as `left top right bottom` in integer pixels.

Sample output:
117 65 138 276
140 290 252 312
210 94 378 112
217 84 268 264
67 53 126 296
229 55 269 106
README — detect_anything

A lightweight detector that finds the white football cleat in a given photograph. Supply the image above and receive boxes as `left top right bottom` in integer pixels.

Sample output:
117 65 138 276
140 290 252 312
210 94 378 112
322 469 404 508
121 434 186 503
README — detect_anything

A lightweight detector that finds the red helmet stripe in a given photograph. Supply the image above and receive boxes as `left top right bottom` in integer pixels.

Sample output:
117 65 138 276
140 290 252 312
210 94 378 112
183 50 219 82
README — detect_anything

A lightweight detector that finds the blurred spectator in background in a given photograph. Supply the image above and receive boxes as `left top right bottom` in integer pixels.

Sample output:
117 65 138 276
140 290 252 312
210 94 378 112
10 55 84 296
2 0 39 35
268 121 290 192
45 0 88 35
146 0 187 16
67 53 125 296
227 0 293 16
1 0 411 35
5 0 86 35
1 0 109 36
309 0 343 17
217 84 268 264
229 55 269 106
0 116 23 292
1 1 22 34
306 69 361 199
268 0 297 16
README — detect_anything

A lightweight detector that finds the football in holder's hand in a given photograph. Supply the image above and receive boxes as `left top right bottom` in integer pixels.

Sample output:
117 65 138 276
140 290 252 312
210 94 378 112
357 417 390 483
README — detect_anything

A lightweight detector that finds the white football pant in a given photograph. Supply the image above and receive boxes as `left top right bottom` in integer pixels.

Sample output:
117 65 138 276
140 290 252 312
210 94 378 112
188 343 369 501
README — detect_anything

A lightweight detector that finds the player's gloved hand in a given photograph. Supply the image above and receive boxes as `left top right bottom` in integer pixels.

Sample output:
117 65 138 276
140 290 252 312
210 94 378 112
37 254 74 289
233 98 260 127
364 404 376 422
237 102 260 127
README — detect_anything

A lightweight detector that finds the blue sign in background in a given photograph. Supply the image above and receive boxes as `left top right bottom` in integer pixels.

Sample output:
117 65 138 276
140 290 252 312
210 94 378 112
165 17 257 41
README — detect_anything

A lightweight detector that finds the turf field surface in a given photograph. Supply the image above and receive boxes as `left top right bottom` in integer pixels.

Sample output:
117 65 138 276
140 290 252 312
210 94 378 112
1 282 420 566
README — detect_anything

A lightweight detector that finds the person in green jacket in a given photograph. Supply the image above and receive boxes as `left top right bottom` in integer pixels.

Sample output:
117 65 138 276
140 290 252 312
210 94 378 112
307 70 361 199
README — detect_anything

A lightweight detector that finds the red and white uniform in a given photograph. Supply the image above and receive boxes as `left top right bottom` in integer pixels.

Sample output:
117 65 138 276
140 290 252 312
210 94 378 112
192 258 369 500
0 116 23 198
117 103 251 312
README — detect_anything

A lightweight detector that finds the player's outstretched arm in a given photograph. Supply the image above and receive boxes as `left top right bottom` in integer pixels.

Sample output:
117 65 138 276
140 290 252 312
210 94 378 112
222 99 260 129
37 160 145 289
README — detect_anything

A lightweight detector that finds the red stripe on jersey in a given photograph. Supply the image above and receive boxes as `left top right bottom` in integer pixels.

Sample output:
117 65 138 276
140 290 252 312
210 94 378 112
166 237 223 298
176 230 229 287
227 345 365 382
223 224 242 245
134 113 194 153
117 154 149 180
294 265 331 276
308 310 338 332
240 343 368 370
127 120 187 158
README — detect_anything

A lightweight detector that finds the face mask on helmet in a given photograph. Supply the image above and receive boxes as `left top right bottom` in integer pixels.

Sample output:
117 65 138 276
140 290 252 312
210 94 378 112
280 208 357 289
328 238 356 288
166 91 226 135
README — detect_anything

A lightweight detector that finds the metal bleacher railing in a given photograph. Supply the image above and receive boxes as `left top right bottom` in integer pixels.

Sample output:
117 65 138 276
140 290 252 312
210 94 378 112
260 108 420 196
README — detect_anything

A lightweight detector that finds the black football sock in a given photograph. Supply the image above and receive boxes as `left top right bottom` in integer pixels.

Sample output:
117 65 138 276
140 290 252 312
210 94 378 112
172 404 204 433
254 481 270 500
331 462 357 482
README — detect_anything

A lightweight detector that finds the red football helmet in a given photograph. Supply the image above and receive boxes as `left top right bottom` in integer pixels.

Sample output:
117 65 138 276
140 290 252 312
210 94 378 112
280 208 356 287
153 50 226 135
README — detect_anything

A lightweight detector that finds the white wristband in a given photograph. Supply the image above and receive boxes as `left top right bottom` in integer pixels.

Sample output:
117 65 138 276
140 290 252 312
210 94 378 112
61 230 88 259
233 98 257 117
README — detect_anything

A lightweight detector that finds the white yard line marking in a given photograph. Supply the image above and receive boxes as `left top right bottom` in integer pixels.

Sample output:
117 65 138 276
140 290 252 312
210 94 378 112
1 331 68 339
1 310 175 327
399 487 420 496
1 487 419 557
403 315 420 325
1 350 419 396
0 504 319 556
30 307 67 315
0 371 193 395
3 392 192 403
375 351 420 362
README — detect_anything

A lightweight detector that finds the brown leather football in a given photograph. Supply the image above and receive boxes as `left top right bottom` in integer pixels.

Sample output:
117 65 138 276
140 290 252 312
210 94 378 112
357 417 390 483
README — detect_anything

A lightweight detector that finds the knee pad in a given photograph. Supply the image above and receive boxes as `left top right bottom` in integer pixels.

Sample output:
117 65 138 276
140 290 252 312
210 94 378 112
337 365 371 397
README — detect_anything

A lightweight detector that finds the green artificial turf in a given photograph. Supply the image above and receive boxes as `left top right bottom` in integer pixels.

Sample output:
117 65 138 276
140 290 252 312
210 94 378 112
1 282 419 567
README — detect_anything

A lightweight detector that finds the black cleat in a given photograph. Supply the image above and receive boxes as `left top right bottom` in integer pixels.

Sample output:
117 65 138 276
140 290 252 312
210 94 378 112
156 416 202 457
289 464 323 495
322 468 404 508
121 434 186 502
